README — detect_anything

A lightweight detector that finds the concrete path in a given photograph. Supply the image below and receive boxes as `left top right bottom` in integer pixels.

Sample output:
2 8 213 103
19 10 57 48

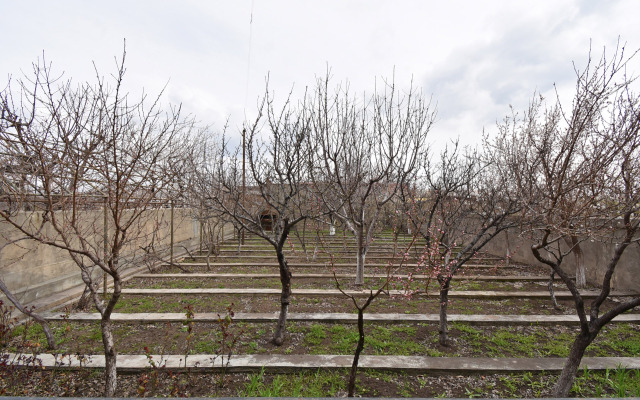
168 262 505 269
9 353 640 372
42 312 640 326
134 273 558 281
117 288 636 299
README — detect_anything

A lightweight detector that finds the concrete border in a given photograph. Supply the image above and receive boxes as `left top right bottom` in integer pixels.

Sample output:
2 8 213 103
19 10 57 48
167 262 506 269
41 312 640 325
133 273 559 281
116 288 636 299
7 353 640 373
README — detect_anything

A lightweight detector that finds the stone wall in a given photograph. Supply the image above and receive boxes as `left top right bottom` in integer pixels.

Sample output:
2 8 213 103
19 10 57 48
482 228 640 293
0 207 216 306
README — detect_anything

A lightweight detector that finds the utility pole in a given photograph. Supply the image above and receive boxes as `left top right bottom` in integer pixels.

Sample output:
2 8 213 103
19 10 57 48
103 196 108 296
170 199 175 265
242 127 246 245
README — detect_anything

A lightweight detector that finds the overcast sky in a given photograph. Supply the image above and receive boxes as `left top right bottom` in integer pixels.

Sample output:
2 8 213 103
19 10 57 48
2 1 639 151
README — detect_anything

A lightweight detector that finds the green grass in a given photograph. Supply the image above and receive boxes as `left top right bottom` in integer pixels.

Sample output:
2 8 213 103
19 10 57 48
486 329 540 357
305 324 327 345
238 368 345 397
604 324 640 355
320 324 424 355
193 339 217 353
571 366 640 397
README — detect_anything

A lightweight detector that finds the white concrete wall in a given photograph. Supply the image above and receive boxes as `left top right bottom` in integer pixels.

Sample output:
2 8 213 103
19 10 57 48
482 228 640 293
0 207 205 305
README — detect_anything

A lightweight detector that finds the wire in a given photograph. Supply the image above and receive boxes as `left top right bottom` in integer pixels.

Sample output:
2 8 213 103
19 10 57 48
243 0 255 123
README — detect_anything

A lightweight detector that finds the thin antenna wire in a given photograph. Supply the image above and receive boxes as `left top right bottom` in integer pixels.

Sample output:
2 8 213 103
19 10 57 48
243 0 255 123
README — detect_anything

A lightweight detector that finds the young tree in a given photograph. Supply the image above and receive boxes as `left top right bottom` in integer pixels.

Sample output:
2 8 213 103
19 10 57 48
492 44 640 396
402 142 521 346
325 217 421 397
191 85 314 345
0 49 196 396
308 75 434 285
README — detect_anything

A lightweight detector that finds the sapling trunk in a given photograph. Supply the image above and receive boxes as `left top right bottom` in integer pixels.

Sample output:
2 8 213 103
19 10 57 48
75 285 92 311
347 307 366 397
572 239 586 289
548 270 562 310
438 280 451 346
205 245 213 272
272 247 292 345
552 331 594 397
355 226 366 285
101 317 118 397
563 235 586 288
97 279 121 398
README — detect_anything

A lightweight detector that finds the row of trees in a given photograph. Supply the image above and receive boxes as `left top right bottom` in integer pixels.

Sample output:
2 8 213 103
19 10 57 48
1 44 638 396
190 45 639 397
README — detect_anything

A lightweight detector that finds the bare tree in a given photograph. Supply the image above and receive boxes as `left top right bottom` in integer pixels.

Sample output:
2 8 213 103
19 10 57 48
0 48 196 396
402 142 521 346
192 84 314 345
325 218 421 397
308 75 434 285
491 43 640 396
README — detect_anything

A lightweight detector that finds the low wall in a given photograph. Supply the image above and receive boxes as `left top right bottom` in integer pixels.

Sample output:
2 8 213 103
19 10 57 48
482 228 640 293
0 207 220 306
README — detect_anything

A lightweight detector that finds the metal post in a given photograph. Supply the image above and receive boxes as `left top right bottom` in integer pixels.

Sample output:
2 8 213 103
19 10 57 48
103 196 108 296
170 199 175 265
242 128 246 245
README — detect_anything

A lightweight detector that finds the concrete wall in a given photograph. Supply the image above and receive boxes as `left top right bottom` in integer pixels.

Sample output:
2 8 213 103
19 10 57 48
0 207 210 306
482 228 640 294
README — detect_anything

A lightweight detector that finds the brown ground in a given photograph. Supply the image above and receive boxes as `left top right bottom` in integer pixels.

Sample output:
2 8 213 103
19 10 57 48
3 239 639 397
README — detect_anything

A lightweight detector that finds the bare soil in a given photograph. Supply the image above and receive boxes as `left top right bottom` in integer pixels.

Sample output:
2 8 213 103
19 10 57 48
4 237 639 397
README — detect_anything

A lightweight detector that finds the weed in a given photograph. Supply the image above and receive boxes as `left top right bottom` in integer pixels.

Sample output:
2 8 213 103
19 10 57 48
305 324 326 345
239 368 345 397
487 328 538 357
398 380 413 397
609 366 640 397
364 369 394 383
210 303 243 388
464 386 482 398
498 375 519 397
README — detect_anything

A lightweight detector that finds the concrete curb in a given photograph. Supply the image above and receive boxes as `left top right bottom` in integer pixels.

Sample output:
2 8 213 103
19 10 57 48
116 288 636 299
8 353 640 372
167 262 507 269
41 312 640 326
134 273 557 281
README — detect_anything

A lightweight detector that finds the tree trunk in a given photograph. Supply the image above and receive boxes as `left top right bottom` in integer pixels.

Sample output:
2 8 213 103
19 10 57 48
101 317 118 397
573 239 586 289
97 273 121 397
552 331 594 397
0 279 57 350
505 230 511 267
205 245 213 272
347 308 366 397
75 284 92 311
438 278 451 346
564 235 586 288
355 227 366 285
343 229 347 250
272 250 292 345
548 270 561 310
311 243 318 262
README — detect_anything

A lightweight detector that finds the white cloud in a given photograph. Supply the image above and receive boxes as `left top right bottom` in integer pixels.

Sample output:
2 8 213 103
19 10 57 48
1 0 639 150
